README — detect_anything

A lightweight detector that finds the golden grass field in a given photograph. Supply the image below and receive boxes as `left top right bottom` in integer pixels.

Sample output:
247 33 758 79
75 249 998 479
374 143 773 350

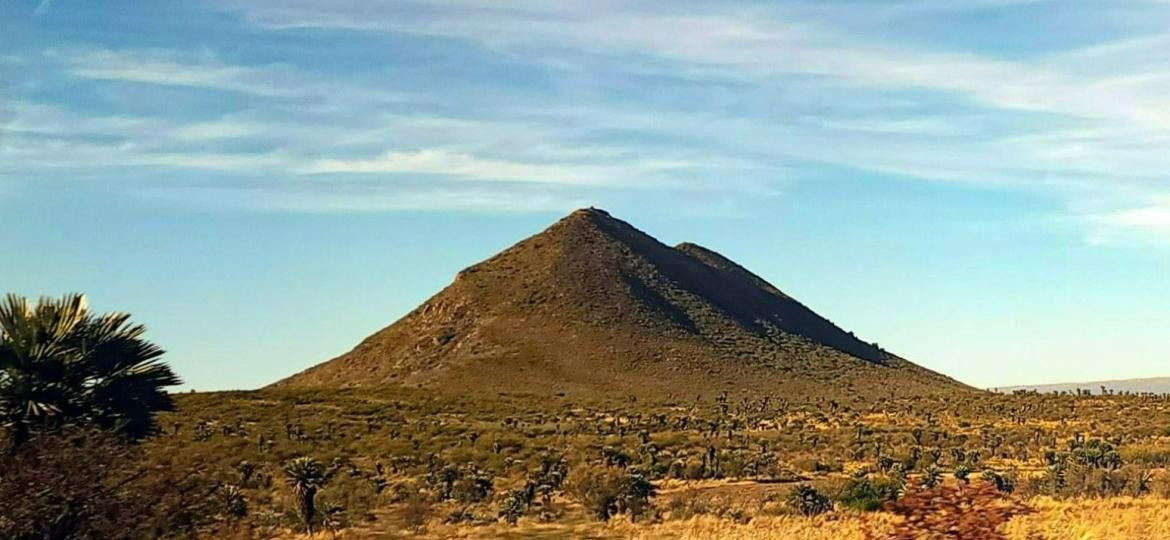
312 495 1170 539
617 498 1170 540
627 498 1170 540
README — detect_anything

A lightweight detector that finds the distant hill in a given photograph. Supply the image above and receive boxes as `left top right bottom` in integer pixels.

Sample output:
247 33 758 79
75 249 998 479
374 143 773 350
997 377 1170 396
274 208 969 400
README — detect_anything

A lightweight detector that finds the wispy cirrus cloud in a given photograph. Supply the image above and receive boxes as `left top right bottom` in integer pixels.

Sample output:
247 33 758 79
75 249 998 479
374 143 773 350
138 182 591 214
49 48 304 97
222 0 1170 128
208 0 1170 240
1088 196 1170 245
304 149 720 187
8 0 1170 234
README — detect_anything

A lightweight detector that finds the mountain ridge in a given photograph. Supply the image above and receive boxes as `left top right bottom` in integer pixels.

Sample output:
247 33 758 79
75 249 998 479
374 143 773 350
997 376 1170 395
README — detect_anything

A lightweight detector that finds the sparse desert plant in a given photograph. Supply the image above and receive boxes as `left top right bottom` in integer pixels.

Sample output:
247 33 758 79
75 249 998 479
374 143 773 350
451 463 495 502
617 470 656 521
219 484 248 520
837 472 903 511
498 489 528 525
921 464 942 488
786 484 833 516
69 368 1170 537
319 502 346 538
565 464 656 521
953 464 971 484
235 460 257 487
285 457 329 534
400 498 432 531
982 468 1015 493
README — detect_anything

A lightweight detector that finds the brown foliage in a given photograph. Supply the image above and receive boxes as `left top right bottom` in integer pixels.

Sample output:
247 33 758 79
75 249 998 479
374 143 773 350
870 480 1033 540
400 498 433 531
0 429 221 540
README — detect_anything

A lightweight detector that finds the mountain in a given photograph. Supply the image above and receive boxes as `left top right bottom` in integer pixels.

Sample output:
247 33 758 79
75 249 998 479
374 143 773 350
274 208 968 399
997 377 1170 396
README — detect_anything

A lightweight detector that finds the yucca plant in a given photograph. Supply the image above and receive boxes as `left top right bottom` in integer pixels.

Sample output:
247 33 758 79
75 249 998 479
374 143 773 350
219 484 248 519
786 484 832 516
319 501 346 538
285 457 329 534
0 293 181 449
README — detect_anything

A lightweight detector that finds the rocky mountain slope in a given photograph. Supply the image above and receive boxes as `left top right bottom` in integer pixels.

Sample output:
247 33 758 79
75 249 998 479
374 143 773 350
274 208 968 399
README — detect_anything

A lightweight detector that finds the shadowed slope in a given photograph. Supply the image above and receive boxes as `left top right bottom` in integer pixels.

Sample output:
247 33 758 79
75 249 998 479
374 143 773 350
274 208 967 399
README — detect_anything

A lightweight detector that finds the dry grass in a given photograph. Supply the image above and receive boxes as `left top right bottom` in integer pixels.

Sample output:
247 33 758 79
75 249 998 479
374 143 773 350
284 495 1170 539
1005 497 1170 540
441 497 1170 540
609 513 893 540
610 498 1170 539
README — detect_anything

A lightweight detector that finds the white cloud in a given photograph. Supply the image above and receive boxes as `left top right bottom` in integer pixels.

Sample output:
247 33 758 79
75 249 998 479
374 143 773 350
304 149 709 186
49 48 306 97
10 2 1170 227
138 183 589 214
170 118 270 141
1090 197 1170 244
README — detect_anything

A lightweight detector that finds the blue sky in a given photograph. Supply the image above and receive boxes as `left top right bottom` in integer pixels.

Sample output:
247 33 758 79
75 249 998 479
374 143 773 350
3 0 1170 390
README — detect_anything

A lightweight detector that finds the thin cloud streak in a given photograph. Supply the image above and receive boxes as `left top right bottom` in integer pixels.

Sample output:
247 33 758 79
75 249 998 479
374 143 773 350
215 0 1170 240
138 183 591 214
7 1 1170 241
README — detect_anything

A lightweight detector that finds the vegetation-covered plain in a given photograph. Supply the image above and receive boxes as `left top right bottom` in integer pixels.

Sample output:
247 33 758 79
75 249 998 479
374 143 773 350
7 293 1170 539
130 384 1170 538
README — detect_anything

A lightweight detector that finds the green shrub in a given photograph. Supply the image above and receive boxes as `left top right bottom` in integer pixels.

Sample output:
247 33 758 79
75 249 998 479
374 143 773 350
786 484 832 516
565 465 656 521
836 472 902 511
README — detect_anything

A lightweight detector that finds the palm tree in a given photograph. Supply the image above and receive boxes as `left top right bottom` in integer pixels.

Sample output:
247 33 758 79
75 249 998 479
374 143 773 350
0 293 181 448
285 457 328 535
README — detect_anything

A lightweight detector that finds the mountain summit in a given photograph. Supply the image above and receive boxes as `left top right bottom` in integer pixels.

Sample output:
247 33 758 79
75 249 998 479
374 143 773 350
275 208 966 398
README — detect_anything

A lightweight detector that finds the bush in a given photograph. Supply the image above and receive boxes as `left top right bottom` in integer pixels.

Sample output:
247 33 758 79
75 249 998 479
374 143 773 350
982 469 1015 493
399 498 432 531
0 430 220 539
498 489 529 525
836 472 902 511
786 484 832 516
874 480 1032 540
565 465 656 522
451 464 494 503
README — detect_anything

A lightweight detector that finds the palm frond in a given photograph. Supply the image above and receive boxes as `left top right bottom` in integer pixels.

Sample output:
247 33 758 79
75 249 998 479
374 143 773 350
0 293 179 446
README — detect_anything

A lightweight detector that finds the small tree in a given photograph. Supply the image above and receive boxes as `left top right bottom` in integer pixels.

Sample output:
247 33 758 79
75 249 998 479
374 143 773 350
236 460 257 487
922 465 942 488
616 470 655 522
0 293 181 449
499 489 527 525
954 464 972 484
285 457 329 535
566 465 656 522
982 468 1015 493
